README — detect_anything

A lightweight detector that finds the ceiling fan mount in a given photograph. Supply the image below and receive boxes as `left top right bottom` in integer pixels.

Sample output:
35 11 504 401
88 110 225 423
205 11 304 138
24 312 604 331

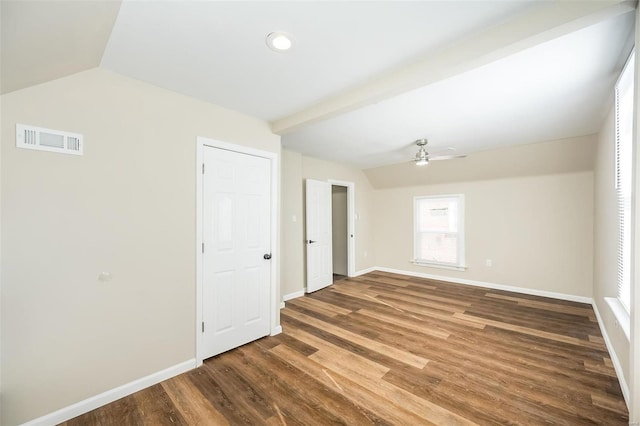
414 139 430 165
413 138 466 165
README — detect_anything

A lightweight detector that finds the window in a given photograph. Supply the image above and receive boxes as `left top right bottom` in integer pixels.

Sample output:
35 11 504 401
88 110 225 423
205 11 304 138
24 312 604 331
413 195 465 270
615 50 634 313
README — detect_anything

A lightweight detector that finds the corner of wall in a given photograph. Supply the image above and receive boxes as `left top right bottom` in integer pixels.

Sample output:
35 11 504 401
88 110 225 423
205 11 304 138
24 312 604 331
0 78 4 424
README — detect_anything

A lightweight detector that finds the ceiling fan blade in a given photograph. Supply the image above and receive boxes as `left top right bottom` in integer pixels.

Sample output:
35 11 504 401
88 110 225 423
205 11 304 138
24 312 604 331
429 154 467 161
408 139 465 164
428 147 456 156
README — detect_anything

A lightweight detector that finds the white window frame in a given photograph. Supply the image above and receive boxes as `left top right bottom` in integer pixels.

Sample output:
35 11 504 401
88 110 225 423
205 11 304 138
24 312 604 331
413 194 466 271
606 48 634 344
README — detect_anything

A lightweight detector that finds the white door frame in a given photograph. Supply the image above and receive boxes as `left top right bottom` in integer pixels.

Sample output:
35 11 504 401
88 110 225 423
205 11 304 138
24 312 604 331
328 180 355 277
195 137 280 367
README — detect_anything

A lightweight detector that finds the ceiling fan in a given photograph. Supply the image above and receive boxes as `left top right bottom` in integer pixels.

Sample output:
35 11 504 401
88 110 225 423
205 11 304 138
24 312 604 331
413 138 466 166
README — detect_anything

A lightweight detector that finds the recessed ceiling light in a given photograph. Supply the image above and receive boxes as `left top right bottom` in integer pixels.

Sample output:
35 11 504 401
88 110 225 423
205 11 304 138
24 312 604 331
266 32 293 52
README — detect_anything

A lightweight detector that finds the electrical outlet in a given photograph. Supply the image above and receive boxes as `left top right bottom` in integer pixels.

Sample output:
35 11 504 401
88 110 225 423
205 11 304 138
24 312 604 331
364 251 368 258
485 259 493 267
98 272 113 282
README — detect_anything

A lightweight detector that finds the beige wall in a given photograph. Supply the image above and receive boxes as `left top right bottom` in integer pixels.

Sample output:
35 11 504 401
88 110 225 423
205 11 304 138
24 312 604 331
280 150 304 298
593 105 630 386
373 172 594 298
365 135 597 189
280 152 376 297
0 64 620 425
332 186 348 276
0 68 280 425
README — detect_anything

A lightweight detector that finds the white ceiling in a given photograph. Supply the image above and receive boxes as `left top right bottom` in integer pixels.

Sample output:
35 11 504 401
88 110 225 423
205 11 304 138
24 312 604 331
101 1 535 122
2 1 636 170
284 12 634 168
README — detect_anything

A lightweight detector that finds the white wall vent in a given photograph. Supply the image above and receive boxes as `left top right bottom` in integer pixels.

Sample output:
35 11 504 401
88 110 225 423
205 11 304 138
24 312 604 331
16 124 83 156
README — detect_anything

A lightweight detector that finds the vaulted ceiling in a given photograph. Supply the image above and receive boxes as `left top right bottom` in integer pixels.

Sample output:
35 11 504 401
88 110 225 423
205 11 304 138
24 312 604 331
1 1 635 169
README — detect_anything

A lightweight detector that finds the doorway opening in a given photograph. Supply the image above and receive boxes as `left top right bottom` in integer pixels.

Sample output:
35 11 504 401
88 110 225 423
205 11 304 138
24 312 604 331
328 179 355 280
304 179 355 293
331 185 348 283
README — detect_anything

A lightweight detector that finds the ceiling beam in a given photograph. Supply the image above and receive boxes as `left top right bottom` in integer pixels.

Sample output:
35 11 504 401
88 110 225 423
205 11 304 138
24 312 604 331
271 0 635 135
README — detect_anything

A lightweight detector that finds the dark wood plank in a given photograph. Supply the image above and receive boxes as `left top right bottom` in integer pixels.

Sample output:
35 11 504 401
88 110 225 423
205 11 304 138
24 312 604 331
131 383 188 426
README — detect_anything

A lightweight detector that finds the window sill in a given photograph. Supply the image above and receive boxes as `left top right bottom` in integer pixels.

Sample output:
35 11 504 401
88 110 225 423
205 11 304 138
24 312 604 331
605 297 630 341
411 260 467 272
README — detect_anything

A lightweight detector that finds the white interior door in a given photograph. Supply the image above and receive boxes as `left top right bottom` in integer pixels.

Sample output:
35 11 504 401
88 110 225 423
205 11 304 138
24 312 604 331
202 146 271 358
306 179 333 293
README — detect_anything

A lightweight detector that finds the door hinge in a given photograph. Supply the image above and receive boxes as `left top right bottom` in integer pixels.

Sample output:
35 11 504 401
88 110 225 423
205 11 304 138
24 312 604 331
202 321 205 333
202 242 205 253
202 163 205 174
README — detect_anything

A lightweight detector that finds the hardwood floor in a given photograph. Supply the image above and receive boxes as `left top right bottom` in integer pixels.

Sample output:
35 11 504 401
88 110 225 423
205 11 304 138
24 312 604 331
61 272 628 425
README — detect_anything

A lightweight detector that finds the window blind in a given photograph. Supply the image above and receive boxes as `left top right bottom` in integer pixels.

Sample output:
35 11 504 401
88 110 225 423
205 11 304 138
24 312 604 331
615 50 634 313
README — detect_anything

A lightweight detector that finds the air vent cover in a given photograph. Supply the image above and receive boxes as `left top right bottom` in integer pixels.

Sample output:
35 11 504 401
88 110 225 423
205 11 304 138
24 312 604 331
16 124 83 156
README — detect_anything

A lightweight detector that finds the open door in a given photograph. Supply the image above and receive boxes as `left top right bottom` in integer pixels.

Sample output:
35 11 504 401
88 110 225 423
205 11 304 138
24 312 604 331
306 179 333 292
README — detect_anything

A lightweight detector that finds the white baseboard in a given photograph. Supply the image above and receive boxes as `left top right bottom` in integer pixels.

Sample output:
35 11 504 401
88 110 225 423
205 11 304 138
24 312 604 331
372 267 593 304
270 325 283 336
282 290 304 302
279 267 377 304
353 266 377 277
591 302 630 407
21 359 196 426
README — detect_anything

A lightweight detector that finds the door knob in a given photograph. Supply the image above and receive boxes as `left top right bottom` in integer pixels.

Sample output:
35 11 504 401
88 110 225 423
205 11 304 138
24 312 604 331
308 240 316 244
263 253 272 260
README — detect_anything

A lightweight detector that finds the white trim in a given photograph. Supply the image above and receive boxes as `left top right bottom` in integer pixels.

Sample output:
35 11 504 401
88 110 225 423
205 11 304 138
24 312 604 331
21 359 195 426
269 150 281 339
283 290 305 302
372 266 592 304
327 179 356 278
270 325 283 336
353 266 377 277
605 297 631 341
196 139 204 367
410 260 467 271
195 137 280 367
592 302 630 407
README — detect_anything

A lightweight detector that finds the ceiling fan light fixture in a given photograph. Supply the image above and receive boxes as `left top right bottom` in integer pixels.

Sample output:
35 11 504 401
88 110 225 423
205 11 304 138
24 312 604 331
266 31 293 52
411 137 465 165
414 139 429 165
